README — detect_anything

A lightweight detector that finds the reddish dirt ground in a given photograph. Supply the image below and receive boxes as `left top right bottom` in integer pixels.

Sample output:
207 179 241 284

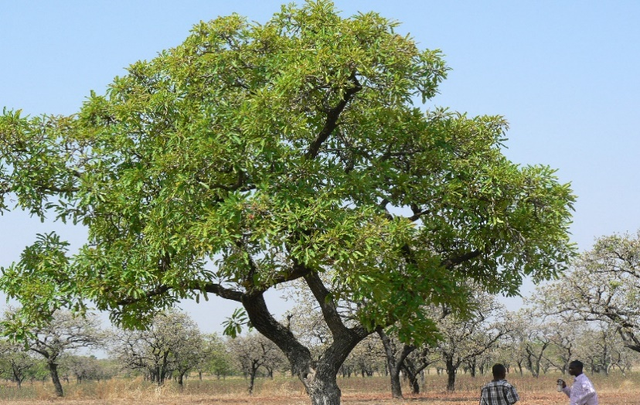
2 391 637 405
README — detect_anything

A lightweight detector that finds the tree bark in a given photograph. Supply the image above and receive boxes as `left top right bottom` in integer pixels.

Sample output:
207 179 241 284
11 365 24 389
242 282 370 404
468 358 477 377
48 362 64 397
377 328 415 399
402 361 421 394
305 366 342 405
445 358 457 391
248 364 257 395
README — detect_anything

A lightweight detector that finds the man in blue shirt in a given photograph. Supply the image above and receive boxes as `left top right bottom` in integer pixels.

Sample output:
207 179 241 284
480 363 519 405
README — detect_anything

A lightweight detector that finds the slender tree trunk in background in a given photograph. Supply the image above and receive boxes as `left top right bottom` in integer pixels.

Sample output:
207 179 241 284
468 358 477 377
12 366 24 389
402 363 421 394
377 327 416 399
248 366 257 395
445 358 457 391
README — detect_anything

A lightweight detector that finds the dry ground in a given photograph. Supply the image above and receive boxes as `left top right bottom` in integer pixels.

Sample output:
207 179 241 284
0 372 638 404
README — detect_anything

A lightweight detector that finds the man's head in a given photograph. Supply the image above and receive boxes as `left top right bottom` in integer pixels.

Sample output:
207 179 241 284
492 363 507 380
568 360 584 377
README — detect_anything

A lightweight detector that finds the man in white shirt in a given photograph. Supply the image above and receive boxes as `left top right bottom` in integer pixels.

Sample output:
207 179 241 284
559 360 599 405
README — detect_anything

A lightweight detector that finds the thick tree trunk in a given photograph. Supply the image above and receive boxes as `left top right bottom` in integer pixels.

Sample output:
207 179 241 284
304 365 342 405
385 354 403 399
48 362 64 397
241 284 370 405
297 335 366 405
388 368 402 398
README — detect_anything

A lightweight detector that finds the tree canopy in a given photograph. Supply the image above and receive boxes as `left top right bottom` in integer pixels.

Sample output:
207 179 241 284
0 1 575 403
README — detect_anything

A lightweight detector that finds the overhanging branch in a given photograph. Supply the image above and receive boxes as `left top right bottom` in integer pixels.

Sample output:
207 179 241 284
440 250 482 269
116 282 245 307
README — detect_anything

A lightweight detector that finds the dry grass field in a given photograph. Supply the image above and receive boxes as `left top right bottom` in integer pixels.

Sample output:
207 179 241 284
0 372 638 404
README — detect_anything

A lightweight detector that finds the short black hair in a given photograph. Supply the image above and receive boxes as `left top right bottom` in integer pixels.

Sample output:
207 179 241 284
569 360 584 370
492 363 506 378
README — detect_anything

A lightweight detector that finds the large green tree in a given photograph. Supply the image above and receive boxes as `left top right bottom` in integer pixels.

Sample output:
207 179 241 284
0 1 574 403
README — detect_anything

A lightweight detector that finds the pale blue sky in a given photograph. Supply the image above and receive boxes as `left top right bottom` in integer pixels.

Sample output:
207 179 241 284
2 1 640 333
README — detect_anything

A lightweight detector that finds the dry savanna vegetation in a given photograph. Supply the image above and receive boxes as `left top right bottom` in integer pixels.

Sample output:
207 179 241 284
0 372 638 405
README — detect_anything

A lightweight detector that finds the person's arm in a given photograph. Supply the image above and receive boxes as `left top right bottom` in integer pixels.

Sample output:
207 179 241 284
505 385 519 404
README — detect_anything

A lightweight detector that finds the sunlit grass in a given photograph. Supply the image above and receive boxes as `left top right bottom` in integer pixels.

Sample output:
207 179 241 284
0 370 638 404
